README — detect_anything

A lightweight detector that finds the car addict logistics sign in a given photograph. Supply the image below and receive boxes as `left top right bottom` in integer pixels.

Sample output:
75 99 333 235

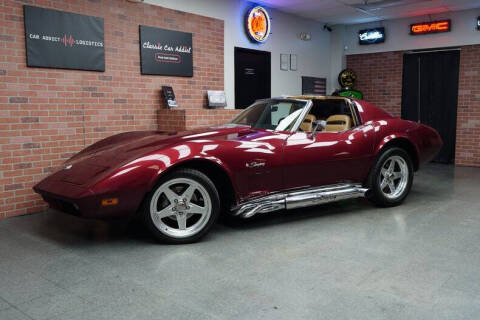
24 6 105 71
140 25 193 77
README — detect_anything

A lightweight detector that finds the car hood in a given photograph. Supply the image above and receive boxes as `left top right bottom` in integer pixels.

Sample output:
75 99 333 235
45 125 277 187
69 124 262 163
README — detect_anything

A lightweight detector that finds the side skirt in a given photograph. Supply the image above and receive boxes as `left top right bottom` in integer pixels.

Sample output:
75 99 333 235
230 184 369 219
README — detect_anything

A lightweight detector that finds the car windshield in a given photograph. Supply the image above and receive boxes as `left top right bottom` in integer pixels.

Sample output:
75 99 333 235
231 100 307 131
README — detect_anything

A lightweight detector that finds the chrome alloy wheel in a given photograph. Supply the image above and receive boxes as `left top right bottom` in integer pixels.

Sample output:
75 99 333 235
149 178 212 239
378 155 409 199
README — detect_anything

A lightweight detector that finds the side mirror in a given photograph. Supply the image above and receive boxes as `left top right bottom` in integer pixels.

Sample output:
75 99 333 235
310 120 326 138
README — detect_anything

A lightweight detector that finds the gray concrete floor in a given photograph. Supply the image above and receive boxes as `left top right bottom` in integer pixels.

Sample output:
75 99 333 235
1 164 480 320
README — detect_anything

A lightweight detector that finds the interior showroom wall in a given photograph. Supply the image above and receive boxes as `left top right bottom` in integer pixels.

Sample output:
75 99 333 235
0 0 332 218
146 0 333 107
0 0 228 218
337 9 480 167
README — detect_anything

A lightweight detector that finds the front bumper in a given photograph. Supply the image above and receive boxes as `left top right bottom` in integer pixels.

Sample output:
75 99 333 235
33 179 132 219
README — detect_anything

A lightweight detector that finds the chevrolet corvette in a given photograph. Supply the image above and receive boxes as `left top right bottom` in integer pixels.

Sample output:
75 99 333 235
34 96 442 243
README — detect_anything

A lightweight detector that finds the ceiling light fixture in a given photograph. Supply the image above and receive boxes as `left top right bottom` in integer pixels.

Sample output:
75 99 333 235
353 0 433 11
299 32 311 41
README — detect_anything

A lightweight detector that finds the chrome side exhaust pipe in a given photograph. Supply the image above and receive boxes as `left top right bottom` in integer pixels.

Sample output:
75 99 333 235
231 184 368 219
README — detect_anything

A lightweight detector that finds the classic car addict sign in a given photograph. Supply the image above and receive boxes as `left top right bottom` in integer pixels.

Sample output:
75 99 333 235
140 25 193 77
24 6 105 71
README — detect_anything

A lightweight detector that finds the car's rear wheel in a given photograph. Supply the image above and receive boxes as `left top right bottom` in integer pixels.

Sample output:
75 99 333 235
143 169 220 244
366 147 413 207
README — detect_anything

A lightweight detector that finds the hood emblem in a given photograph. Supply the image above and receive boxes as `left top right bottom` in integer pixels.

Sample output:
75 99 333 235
64 164 73 170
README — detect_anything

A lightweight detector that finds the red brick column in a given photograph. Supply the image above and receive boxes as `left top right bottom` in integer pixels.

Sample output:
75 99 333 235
456 45 480 167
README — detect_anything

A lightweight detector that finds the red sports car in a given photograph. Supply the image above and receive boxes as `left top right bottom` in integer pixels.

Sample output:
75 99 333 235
34 96 442 243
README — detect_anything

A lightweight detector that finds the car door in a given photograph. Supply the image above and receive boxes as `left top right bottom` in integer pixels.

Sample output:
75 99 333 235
282 122 376 190
231 130 289 202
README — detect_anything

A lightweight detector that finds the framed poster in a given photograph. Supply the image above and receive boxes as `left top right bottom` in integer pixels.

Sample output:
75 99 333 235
24 5 105 71
290 54 297 71
140 25 193 77
280 54 289 71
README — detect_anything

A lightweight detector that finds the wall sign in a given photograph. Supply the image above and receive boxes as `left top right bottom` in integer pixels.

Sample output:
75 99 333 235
302 77 326 95
140 25 193 77
358 27 385 45
24 5 105 71
410 20 451 35
246 6 271 43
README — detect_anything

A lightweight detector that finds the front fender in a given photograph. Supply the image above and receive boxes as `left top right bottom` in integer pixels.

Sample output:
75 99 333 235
90 144 238 214
145 154 236 191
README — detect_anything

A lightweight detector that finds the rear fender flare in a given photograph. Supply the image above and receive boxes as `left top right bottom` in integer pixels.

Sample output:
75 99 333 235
374 134 420 170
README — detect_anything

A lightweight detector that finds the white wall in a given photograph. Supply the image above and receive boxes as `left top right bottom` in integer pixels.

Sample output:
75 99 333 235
144 0 332 108
343 9 480 56
329 25 347 91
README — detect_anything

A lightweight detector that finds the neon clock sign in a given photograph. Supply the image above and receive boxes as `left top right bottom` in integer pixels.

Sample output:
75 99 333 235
246 6 271 43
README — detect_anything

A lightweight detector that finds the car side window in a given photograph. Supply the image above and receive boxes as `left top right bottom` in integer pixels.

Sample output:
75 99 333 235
270 103 292 126
231 100 306 131
299 99 356 133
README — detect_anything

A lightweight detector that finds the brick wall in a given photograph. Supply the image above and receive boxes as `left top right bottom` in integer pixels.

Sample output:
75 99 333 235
346 51 403 117
456 45 480 166
0 0 224 218
347 47 480 167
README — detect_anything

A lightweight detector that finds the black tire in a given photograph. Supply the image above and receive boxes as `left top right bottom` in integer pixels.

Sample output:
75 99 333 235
365 147 414 207
143 168 220 244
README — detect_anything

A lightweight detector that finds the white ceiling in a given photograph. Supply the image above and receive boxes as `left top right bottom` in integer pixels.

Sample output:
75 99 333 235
254 0 480 25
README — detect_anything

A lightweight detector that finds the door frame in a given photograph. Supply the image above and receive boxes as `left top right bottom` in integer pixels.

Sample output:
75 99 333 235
401 48 460 164
234 47 271 109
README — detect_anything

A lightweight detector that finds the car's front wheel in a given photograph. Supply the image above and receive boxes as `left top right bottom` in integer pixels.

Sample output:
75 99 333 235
143 168 220 244
366 147 413 207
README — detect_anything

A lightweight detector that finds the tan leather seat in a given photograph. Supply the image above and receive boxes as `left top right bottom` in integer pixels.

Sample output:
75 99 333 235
325 115 352 132
300 114 316 132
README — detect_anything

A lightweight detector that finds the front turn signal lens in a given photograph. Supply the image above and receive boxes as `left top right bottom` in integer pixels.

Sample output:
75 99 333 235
101 198 118 206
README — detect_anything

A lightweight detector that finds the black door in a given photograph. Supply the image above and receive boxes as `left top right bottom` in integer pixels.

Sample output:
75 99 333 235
401 50 460 164
234 47 271 109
